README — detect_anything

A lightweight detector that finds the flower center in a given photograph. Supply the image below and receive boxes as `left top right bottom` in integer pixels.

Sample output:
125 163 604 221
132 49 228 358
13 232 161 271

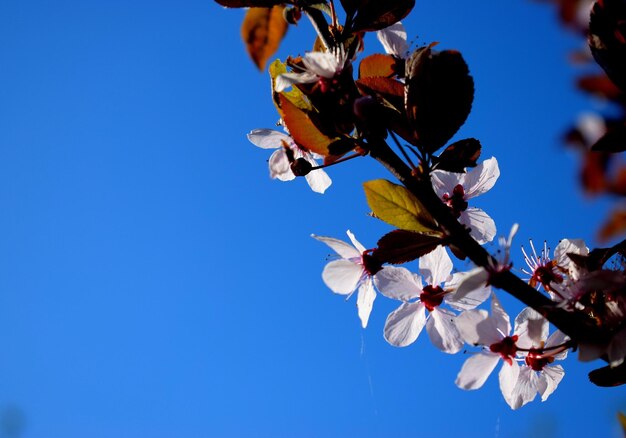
318 76 341 94
531 261 563 291
420 285 444 311
489 335 519 365
362 251 383 276
442 184 468 218
525 348 553 371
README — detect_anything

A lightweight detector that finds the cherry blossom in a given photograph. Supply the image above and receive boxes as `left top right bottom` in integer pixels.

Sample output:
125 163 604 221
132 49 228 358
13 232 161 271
247 128 331 194
374 246 490 353
511 318 568 409
431 157 500 244
275 48 348 93
311 231 382 328
455 294 522 407
376 21 409 58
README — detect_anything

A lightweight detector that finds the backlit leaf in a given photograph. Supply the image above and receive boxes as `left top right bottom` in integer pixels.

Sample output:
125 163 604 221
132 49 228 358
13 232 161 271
373 229 443 264
405 47 474 153
359 54 398 78
598 208 626 242
242 6 288 70
269 59 312 111
278 94 337 156
433 138 481 172
351 0 415 32
363 179 438 233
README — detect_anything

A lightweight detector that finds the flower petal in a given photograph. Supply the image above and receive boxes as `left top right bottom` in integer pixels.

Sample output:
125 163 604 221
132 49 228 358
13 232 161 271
247 128 290 149
499 360 521 409
268 148 294 181
373 266 422 301
491 293 511 337
384 301 426 347
446 269 490 310
357 279 376 328
311 235 361 260
608 326 626 367
545 330 570 360
305 168 332 194
427 308 463 354
456 352 500 390
460 208 496 245
430 170 462 199
463 157 500 199
346 230 367 254
321 259 363 295
275 72 318 92
376 21 409 57
514 307 548 349
507 365 537 410
456 309 501 346
419 245 452 286
302 51 340 78
554 238 588 281
538 365 564 401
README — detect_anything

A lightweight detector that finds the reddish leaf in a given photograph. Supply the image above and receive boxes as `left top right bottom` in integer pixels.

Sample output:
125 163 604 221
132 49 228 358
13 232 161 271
405 47 474 153
432 138 481 172
278 94 338 156
592 124 626 152
359 54 398 78
578 74 623 100
356 76 404 106
599 208 626 242
351 0 415 32
581 151 609 193
589 0 626 93
589 361 626 387
373 230 443 264
241 6 288 70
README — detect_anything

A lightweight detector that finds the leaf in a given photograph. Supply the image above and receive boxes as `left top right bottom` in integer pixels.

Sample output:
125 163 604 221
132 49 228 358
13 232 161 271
278 94 337 156
598 208 626 242
589 0 626 93
619 412 626 433
241 6 288 70
577 74 623 100
351 0 415 32
269 59 312 111
373 230 443 264
432 138 481 172
356 76 404 109
215 0 284 8
592 124 626 152
359 54 398 79
363 179 439 233
589 361 626 387
405 47 474 153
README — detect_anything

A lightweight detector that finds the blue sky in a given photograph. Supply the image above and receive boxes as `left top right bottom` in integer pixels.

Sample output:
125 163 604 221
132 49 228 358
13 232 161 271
0 1 624 437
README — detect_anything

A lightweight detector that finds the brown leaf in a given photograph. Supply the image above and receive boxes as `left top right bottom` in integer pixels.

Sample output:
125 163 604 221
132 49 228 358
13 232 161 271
359 54 398 79
405 47 474 153
241 6 288 70
589 0 626 93
581 151 609 194
577 74 622 101
589 361 626 387
598 208 626 242
432 138 481 172
350 0 415 32
592 124 626 152
373 230 443 264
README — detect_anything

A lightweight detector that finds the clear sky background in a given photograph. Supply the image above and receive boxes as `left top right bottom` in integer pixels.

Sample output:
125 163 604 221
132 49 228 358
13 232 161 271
0 1 624 437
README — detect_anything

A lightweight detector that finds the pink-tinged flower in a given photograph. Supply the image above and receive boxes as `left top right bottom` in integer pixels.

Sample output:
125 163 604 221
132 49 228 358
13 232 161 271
455 294 522 407
510 319 568 409
521 240 566 295
431 157 500 244
376 21 409 58
275 48 348 93
247 128 331 194
311 231 382 328
374 246 490 353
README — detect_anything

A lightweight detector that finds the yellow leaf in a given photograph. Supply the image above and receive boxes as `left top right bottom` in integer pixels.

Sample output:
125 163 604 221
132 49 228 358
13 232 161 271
269 59 311 111
364 179 439 233
278 94 335 156
618 412 626 434
241 6 288 71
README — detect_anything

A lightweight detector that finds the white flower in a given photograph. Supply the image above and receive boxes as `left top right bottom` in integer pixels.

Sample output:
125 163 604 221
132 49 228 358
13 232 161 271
275 48 348 93
431 157 500 244
247 128 331 194
374 246 490 353
455 294 522 408
510 320 568 409
376 21 409 58
312 231 382 328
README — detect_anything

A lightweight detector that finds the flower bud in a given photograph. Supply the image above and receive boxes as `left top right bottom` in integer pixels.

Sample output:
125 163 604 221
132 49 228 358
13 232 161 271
283 7 302 26
291 157 313 176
